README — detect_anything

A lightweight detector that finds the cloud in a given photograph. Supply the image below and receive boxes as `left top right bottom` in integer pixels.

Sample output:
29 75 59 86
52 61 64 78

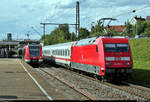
0 0 150 40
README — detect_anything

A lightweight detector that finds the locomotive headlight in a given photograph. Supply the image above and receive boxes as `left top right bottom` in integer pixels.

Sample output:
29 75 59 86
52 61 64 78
105 57 115 61
106 62 111 66
125 62 130 65
121 57 130 61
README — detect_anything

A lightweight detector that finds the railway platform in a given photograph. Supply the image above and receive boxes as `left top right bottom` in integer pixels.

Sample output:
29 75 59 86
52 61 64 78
0 58 52 100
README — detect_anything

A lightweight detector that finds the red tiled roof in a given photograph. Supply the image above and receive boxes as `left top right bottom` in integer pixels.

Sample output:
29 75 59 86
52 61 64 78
106 25 125 32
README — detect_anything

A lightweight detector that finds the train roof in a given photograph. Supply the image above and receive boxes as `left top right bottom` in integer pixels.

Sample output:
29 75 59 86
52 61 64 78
75 36 128 46
43 36 128 48
75 37 97 46
43 42 74 49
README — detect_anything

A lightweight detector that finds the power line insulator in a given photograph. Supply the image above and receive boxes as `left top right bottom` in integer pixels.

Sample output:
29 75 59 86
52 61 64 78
132 10 136 13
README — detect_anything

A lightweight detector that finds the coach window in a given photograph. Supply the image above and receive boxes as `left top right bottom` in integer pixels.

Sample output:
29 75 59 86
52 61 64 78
65 49 67 56
52 50 53 55
68 50 70 56
62 50 64 56
68 50 69 56
60 50 62 56
60 50 61 56
66 50 68 56
64 50 65 56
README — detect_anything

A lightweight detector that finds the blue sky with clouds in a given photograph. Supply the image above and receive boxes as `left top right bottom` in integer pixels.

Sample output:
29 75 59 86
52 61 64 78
0 0 150 40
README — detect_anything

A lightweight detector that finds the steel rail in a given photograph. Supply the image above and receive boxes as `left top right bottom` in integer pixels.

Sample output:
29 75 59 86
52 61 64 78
39 68 98 100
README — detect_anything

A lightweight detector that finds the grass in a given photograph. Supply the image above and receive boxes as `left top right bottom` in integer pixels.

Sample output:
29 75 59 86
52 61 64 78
129 39 150 86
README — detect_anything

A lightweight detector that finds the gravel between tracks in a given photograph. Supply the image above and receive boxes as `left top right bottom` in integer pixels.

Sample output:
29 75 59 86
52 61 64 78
35 68 89 100
35 64 145 100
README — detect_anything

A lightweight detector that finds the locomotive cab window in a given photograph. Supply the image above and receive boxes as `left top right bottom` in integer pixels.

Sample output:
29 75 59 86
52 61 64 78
104 43 129 52
29 46 40 57
117 44 129 52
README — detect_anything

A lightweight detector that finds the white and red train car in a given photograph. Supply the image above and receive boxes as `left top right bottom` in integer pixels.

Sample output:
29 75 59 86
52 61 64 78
43 37 133 81
18 44 43 63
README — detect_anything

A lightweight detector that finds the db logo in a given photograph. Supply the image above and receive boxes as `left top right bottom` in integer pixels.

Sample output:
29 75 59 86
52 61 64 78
115 57 121 61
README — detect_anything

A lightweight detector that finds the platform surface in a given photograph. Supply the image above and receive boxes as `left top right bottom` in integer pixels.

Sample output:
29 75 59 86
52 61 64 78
0 58 48 100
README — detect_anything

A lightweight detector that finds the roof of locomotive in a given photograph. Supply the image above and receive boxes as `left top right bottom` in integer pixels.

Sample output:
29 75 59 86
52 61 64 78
75 36 128 46
75 37 97 46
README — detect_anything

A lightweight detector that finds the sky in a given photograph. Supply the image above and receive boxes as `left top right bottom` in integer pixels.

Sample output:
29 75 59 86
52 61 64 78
0 0 150 40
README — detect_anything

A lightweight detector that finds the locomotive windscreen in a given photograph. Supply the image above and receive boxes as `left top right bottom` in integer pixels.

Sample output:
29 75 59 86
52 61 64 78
104 43 129 52
29 45 40 57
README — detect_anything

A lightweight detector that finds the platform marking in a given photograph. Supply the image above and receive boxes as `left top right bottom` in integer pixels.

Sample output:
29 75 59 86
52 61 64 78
20 61 53 100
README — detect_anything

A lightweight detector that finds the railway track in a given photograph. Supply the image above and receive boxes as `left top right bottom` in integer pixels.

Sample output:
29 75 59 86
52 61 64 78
67 68 150 100
36 68 98 100
38 64 149 100
103 82 150 100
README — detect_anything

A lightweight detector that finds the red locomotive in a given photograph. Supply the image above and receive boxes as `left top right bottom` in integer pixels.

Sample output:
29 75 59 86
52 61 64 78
18 44 43 64
43 36 133 81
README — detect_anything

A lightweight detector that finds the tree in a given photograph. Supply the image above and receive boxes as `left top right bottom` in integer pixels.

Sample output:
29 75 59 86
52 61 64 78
41 24 77 45
89 20 104 37
123 21 132 37
70 32 77 41
59 24 70 40
141 28 150 37
78 27 89 39
136 21 146 35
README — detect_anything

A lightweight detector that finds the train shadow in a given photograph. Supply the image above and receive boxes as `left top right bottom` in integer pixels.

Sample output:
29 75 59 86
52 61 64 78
127 68 150 88
30 63 41 68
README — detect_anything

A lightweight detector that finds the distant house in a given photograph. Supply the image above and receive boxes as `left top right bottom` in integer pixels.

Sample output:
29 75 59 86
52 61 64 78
130 16 145 25
106 25 126 33
146 16 150 22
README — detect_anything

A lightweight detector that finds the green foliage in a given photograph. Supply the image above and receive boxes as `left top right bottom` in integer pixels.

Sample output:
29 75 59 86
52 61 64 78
136 21 146 35
89 21 104 37
130 21 150 37
41 24 75 45
59 24 70 40
123 21 132 37
105 28 119 36
70 32 77 41
78 27 90 39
